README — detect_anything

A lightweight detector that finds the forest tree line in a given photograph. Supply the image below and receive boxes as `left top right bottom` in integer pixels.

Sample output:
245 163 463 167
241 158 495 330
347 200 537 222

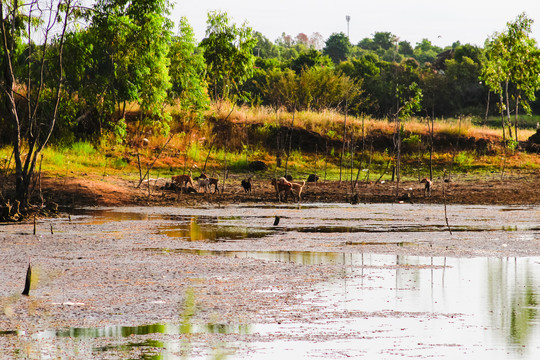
2 1 540 145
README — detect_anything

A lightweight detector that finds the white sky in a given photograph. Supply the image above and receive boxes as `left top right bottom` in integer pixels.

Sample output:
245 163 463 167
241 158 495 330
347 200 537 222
172 0 540 48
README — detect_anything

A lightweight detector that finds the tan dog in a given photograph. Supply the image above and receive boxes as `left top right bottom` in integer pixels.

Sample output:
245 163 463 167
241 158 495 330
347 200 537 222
271 178 293 201
420 178 432 197
172 174 194 187
290 180 306 201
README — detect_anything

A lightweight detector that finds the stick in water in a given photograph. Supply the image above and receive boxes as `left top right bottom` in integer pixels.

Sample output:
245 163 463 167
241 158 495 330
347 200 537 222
442 170 452 235
22 261 32 296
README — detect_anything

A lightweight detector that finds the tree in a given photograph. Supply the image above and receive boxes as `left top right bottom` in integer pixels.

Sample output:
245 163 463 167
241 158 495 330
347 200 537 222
276 32 293 48
132 1 172 131
482 13 540 141
70 0 173 137
398 40 414 56
413 38 441 64
289 49 331 74
445 56 484 115
373 32 394 50
323 32 351 64
308 32 324 50
253 31 278 58
504 14 540 141
199 10 256 103
168 17 209 123
1 0 78 207
295 33 309 46
297 66 359 112
394 82 422 197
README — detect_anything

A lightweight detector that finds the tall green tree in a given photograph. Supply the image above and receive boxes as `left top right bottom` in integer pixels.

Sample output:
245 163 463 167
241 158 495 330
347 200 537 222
323 32 351 64
253 31 279 58
482 13 540 140
82 0 173 136
289 48 332 74
199 10 256 103
444 54 484 115
413 39 441 64
168 17 209 123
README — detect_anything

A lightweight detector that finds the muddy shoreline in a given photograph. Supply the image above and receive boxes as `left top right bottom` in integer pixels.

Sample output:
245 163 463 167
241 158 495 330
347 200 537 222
28 171 540 210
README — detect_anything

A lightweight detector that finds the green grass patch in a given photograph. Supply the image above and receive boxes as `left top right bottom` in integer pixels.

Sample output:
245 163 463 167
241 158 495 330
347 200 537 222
480 115 540 129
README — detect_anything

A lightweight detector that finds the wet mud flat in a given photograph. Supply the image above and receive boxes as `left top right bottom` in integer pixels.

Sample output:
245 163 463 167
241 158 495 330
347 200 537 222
1 203 539 359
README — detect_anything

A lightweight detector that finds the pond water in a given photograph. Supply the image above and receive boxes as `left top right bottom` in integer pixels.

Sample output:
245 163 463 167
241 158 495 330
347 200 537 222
6 254 539 359
1 204 539 359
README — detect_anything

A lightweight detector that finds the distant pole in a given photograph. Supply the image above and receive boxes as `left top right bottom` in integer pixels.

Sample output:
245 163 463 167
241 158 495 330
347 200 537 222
346 15 351 38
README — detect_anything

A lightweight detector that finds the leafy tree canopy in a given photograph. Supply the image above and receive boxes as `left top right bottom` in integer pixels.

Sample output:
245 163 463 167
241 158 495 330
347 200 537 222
200 10 257 102
169 17 209 123
323 32 351 64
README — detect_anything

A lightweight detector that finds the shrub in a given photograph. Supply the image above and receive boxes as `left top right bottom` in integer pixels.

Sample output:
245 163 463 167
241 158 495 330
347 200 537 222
454 151 474 167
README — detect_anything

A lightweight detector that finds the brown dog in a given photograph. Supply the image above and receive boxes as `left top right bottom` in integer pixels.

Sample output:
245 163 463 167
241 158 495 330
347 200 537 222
172 174 194 187
208 177 219 193
271 178 293 201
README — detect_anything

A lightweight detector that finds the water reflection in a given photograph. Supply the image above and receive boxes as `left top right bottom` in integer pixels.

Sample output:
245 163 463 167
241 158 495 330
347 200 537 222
2 322 249 359
158 216 271 242
296 254 540 359
144 249 540 358
50 322 251 338
487 258 539 348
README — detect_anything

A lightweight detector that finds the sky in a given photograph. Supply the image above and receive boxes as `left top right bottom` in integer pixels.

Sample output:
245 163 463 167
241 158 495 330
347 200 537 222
172 0 540 48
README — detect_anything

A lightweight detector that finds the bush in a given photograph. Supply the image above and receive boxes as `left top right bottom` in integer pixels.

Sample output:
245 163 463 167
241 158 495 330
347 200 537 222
454 151 474 167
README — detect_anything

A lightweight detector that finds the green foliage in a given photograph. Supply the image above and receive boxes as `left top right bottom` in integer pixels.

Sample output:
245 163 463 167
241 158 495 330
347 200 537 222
444 55 484 115
506 139 518 151
413 39 441 64
402 134 421 145
169 17 209 123
253 31 280 58
256 66 361 114
113 118 128 141
4 2 540 157
326 130 338 139
454 151 474 167
78 0 174 137
289 49 332 73
481 12 540 137
70 141 96 156
323 32 351 64
399 41 414 56
397 82 423 118
200 10 257 102
253 123 280 140
229 158 250 171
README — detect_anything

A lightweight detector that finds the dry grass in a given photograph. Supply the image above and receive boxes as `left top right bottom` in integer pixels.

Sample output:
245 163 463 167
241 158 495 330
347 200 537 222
207 103 528 141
